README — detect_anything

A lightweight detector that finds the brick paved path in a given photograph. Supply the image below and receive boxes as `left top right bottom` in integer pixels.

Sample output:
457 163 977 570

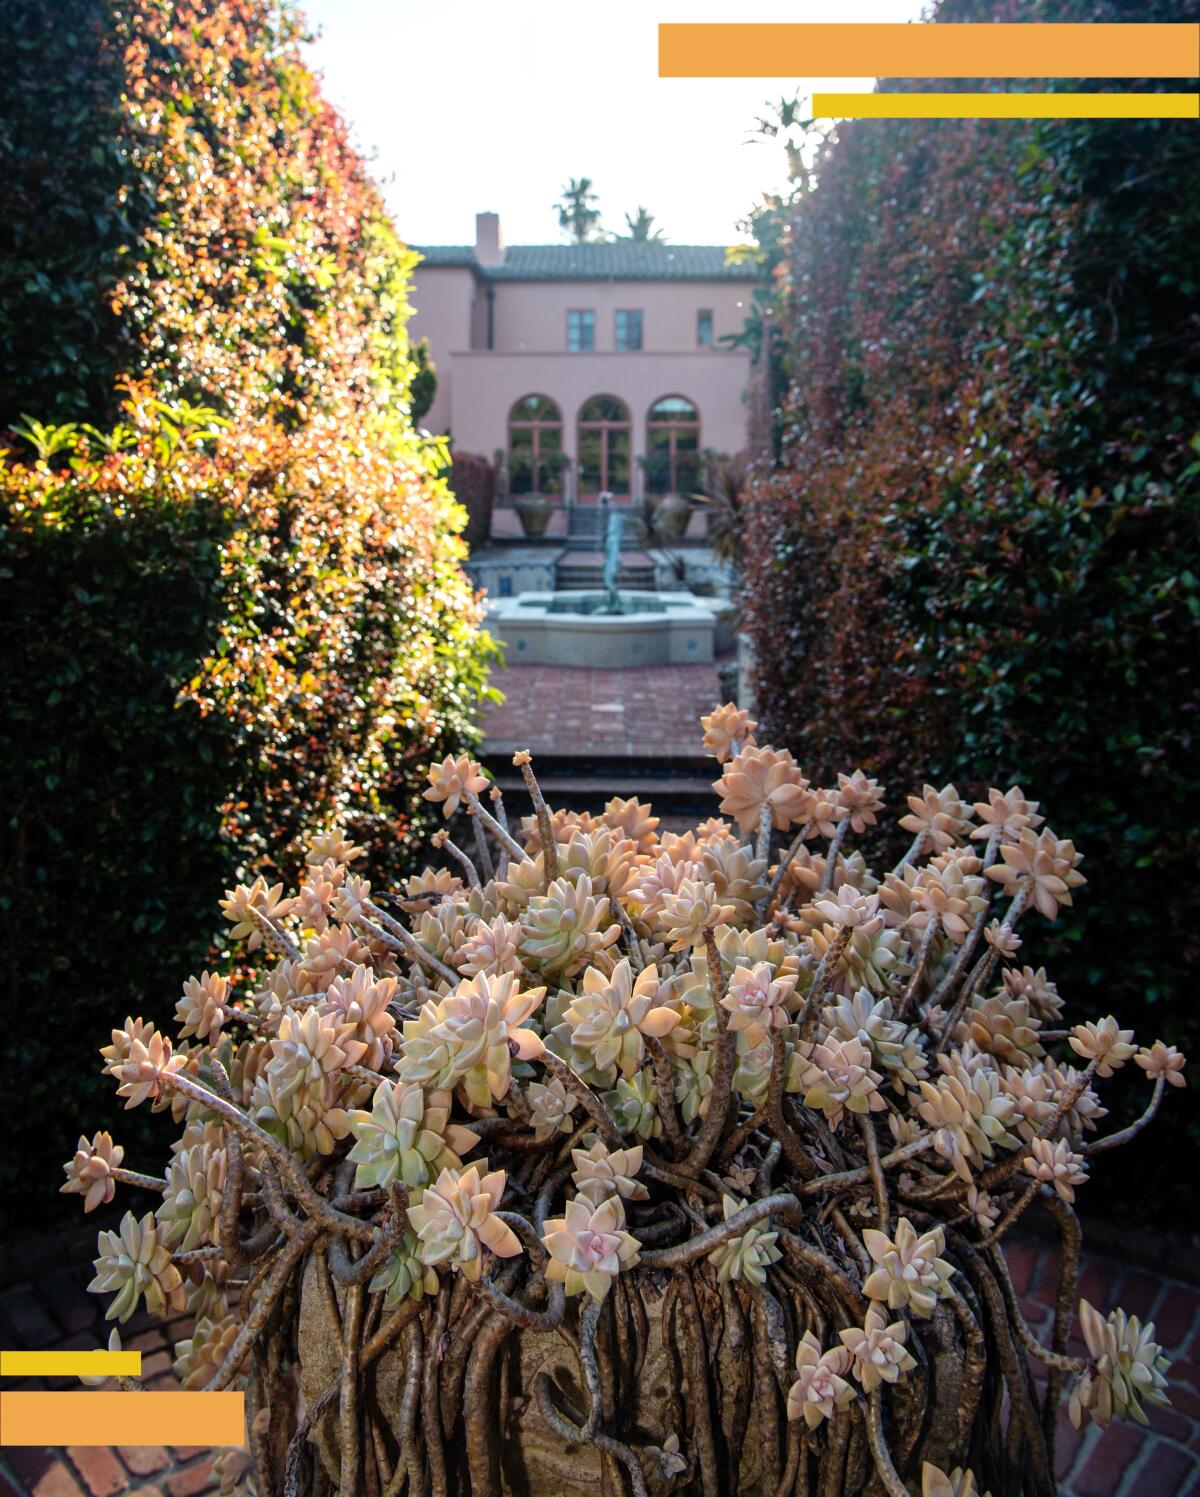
481 659 728 758
2 1223 1196 1496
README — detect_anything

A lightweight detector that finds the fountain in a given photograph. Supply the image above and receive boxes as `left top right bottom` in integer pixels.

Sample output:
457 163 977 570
484 501 735 667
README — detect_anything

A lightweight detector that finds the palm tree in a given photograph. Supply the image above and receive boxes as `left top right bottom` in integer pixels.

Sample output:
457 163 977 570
623 206 666 243
556 178 603 243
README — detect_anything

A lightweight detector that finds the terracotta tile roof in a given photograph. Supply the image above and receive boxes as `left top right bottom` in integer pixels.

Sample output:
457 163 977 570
413 243 760 282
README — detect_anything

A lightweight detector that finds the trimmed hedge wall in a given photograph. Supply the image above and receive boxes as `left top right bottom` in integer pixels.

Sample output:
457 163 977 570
742 0 1200 1215
0 0 492 1210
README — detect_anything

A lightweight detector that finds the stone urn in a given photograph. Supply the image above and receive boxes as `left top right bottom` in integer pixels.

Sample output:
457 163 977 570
651 494 692 543
514 493 554 539
297 1257 986 1497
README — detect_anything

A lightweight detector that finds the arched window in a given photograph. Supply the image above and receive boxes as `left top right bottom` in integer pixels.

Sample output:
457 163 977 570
646 396 700 496
577 395 631 497
509 394 563 496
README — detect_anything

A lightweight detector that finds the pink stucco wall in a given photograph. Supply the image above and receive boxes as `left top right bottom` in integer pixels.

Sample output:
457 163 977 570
407 265 476 436
408 266 752 464
487 279 751 355
446 350 749 473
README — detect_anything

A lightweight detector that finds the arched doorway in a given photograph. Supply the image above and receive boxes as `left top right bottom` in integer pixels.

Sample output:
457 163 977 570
577 395 631 498
646 395 700 496
509 394 563 495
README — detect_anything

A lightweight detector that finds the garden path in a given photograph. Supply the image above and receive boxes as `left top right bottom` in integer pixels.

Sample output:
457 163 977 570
481 658 727 759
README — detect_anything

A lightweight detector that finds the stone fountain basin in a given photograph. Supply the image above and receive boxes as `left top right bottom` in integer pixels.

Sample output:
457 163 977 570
485 591 735 667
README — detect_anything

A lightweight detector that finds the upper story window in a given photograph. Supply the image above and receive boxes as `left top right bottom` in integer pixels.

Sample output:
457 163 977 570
567 310 595 351
615 309 643 351
697 309 714 347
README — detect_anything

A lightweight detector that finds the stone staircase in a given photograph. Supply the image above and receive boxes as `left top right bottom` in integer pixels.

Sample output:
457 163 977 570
554 551 657 591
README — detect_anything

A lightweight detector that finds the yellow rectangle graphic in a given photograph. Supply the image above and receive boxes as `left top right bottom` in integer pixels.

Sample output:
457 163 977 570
1 1351 143 1378
812 91 1200 119
659 23 1200 80
0 1390 246 1447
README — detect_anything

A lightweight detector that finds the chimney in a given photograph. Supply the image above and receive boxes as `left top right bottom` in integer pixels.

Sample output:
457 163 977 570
474 211 504 267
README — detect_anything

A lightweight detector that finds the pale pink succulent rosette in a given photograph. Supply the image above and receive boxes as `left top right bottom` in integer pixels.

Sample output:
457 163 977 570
542 1194 642 1302
406 1162 522 1281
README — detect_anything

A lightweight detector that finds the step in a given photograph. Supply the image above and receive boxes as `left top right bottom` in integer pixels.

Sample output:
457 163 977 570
489 772 715 798
554 570 657 591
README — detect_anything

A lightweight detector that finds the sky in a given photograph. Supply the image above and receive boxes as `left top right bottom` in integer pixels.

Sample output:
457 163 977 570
300 1 927 250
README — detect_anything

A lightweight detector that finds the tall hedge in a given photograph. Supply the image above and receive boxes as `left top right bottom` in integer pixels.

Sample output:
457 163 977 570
0 0 492 1209
742 0 1199 1214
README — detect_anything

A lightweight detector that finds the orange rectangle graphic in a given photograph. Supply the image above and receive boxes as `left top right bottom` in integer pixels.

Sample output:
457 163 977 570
0 1391 245 1447
658 23 1200 80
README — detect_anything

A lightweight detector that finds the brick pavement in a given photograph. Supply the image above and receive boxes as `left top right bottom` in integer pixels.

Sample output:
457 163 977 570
1 1223 1196 1495
0 1226 217 1497
481 659 730 758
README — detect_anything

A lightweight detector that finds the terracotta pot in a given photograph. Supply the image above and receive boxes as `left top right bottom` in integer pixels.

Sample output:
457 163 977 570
514 494 553 539
651 494 692 542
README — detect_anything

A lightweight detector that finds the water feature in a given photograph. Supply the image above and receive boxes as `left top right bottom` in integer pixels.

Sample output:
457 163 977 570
485 495 735 666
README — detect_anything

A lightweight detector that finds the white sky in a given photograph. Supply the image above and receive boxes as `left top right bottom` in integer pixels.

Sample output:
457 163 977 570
300 1 926 248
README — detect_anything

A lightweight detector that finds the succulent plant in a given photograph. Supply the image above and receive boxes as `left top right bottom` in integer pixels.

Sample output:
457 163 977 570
89 1211 186 1322
1069 1016 1137 1077
707 1194 782 1285
899 784 971 853
556 959 678 1078
715 744 813 834
525 1077 578 1140
916 1054 1019 1181
219 877 294 951
519 874 621 978
1069 1301 1171 1429
369 1229 439 1305
406 1162 521 1281
1135 1040 1187 1086
541 1193 641 1302
422 754 489 817
570 1140 649 1205
61 1131 124 1213
720 961 797 1046
398 971 545 1108
603 1069 662 1139
176 971 231 1043
321 967 398 1072
346 1081 476 1191
862 1218 955 1318
657 878 736 952
157 1136 227 1251
174 1314 240 1390
1021 1136 1088 1204
800 1035 887 1127
838 1302 917 1392
922 1466 991 1497
785 1331 855 1428
985 827 1085 920
65 717 1184 1495
700 702 757 763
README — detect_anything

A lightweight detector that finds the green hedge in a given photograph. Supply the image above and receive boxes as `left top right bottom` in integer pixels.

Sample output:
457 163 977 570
0 0 492 1212
741 0 1200 1217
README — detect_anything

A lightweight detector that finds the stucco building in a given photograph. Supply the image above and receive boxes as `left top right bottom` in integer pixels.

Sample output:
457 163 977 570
409 213 757 501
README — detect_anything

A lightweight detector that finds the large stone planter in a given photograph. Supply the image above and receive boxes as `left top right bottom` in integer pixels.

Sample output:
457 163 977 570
297 1261 978 1496
514 494 554 539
